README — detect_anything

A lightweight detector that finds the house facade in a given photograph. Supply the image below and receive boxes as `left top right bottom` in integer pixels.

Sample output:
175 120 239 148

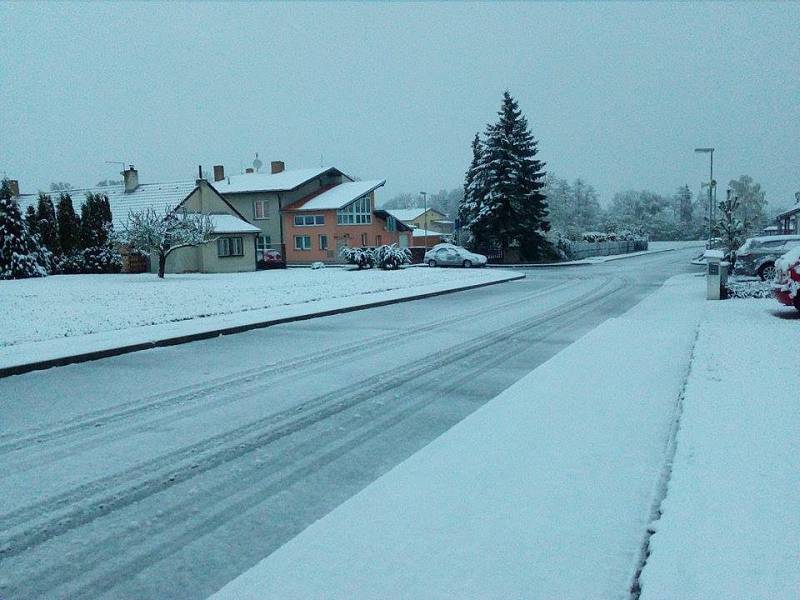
282 180 412 264
387 207 453 234
211 162 350 264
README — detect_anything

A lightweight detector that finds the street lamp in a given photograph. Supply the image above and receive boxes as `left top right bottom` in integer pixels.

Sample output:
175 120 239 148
419 191 428 250
694 147 715 244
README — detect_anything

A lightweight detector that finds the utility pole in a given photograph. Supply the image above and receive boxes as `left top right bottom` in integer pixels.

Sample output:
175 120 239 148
420 191 428 250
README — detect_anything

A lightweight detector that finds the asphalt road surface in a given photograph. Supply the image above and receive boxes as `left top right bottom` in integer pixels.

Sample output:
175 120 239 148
0 248 702 599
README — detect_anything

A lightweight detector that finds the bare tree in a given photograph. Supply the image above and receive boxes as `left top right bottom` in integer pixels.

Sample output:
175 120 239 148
118 207 214 278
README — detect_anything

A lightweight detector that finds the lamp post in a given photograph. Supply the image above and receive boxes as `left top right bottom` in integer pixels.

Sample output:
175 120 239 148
694 147 715 244
420 191 428 250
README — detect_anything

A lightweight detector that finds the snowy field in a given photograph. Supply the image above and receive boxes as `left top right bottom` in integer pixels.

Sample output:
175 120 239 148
639 297 800 599
0 268 500 347
212 274 706 599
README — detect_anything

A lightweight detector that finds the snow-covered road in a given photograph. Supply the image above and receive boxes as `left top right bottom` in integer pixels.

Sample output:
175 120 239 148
0 249 701 599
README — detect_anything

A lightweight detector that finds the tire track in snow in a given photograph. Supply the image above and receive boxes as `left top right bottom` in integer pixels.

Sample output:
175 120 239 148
0 277 627 563
0 278 570 459
14 284 619 599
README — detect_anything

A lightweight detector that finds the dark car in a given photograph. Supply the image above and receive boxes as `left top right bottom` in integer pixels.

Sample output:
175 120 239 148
257 248 285 269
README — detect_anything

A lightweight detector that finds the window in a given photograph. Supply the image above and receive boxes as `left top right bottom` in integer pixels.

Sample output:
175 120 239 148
375 235 382 246
294 214 325 226
294 235 311 250
361 233 368 246
319 235 328 251
217 237 244 257
256 235 272 259
337 195 372 225
253 200 269 220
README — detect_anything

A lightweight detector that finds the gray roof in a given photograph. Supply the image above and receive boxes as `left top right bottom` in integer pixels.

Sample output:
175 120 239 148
16 181 197 228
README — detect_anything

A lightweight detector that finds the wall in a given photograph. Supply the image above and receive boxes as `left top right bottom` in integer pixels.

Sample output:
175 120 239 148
283 208 403 264
200 234 257 272
568 240 648 260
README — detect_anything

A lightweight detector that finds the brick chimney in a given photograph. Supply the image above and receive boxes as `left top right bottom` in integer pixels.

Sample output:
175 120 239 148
122 165 139 193
7 180 19 197
213 165 225 182
271 161 285 174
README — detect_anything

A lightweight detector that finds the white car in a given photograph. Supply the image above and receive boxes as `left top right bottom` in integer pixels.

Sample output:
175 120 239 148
423 244 487 268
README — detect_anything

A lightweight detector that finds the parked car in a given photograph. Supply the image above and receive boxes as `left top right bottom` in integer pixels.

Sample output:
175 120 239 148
423 244 487 267
772 246 800 311
257 248 285 269
733 235 800 280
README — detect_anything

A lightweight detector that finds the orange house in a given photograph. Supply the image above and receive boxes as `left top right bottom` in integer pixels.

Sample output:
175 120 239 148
282 180 413 264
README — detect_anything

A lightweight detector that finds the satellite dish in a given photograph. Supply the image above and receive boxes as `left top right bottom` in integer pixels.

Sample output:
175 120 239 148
253 152 263 173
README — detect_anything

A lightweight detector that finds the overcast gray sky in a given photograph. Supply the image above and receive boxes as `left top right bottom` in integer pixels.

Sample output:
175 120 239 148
2 2 798 208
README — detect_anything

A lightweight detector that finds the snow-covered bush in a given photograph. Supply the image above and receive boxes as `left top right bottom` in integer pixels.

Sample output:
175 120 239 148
82 246 122 274
374 244 411 270
53 252 86 274
546 229 573 260
311 261 325 270
581 231 608 243
339 246 374 269
0 182 48 279
724 279 773 299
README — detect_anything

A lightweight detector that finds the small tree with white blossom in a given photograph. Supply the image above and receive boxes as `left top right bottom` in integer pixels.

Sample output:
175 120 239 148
119 207 215 278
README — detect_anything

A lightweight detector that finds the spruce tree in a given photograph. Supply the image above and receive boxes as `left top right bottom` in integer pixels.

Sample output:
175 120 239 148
0 180 47 279
479 91 549 259
36 192 60 255
56 193 81 254
459 132 491 249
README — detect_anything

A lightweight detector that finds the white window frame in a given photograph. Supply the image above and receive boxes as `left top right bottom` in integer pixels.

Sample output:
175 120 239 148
294 214 325 226
294 235 311 250
217 237 244 257
319 234 328 251
253 200 269 220
337 195 372 225
256 234 272 253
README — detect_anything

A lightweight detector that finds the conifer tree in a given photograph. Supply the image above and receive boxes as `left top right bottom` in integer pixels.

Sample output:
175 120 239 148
56 193 81 254
36 192 60 255
25 205 39 237
0 180 47 279
462 92 550 259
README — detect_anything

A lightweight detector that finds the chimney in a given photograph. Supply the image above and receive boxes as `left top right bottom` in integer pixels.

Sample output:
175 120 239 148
122 165 139 193
7 180 19 197
245 168 254 174
271 161 285 174
213 165 225 182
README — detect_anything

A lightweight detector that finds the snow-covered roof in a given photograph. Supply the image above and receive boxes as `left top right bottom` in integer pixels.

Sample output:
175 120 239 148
15 181 197 229
290 180 386 211
775 204 800 220
212 167 343 194
745 234 800 243
387 208 445 222
412 228 447 238
207 214 261 234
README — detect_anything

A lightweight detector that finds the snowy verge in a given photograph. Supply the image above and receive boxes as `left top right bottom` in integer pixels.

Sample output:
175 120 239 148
211 274 705 600
639 298 800 599
0 270 523 377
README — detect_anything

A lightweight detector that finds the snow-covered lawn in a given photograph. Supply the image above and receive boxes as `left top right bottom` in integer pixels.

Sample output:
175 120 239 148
211 274 706 599
0 268 500 347
639 297 800 599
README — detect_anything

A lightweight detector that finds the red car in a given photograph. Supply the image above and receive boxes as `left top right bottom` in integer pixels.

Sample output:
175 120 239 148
772 246 800 311
257 248 285 269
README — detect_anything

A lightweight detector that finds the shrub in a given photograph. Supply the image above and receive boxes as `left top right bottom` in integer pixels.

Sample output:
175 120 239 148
54 252 86 274
82 246 122 274
339 246 375 269
374 244 411 270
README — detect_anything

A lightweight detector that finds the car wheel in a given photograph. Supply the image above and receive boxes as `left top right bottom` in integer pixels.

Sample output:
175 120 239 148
758 263 776 281
463 260 472 268
428 260 437 267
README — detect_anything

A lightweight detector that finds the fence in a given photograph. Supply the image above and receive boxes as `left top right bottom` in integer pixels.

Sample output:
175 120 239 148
568 240 648 260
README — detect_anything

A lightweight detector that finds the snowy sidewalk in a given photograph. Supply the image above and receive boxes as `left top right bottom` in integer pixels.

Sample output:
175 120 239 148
639 298 800 599
0 269 523 377
211 274 706 600
487 241 705 268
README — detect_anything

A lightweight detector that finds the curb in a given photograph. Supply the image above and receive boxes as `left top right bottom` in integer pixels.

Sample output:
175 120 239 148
0 273 526 379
